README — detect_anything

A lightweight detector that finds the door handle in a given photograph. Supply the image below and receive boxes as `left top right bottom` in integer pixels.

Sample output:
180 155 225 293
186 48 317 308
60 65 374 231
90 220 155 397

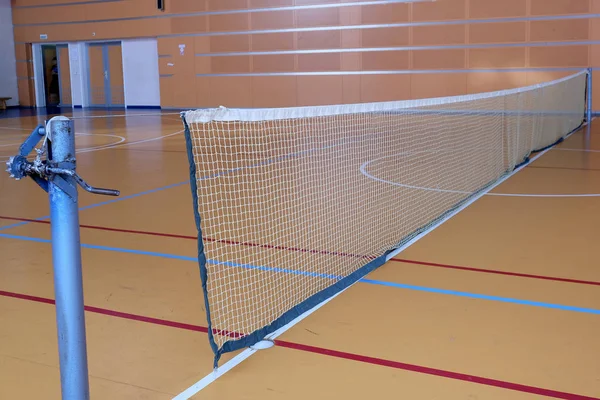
104 70 108 80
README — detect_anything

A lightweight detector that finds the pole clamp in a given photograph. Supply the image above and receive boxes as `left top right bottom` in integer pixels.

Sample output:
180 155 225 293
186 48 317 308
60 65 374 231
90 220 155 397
5 123 120 199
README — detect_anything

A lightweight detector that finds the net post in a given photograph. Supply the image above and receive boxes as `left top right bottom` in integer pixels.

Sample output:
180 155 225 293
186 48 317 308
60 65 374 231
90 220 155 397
587 67 593 124
47 117 90 400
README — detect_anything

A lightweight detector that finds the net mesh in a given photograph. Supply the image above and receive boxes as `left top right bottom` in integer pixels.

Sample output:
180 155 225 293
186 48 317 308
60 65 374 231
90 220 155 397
182 70 588 364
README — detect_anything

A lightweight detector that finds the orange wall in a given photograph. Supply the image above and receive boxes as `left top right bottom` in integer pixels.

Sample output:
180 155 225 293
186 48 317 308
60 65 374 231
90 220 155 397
10 0 600 109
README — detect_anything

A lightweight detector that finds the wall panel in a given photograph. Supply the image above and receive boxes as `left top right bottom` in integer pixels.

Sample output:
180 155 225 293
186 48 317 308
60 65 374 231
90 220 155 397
530 0 591 16
469 0 527 18
360 74 411 102
251 32 295 51
252 54 295 72
9 0 599 108
360 3 409 24
251 10 294 29
529 45 589 67
469 22 527 43
530 19 590 42
297 76 343 106
411 73 467 99
412 49 466 69
467 72 528 94
297 53 341 71
412 25 466 46
296 8 339 27
252 76 297 107
297 30 341 49
209 76 253 107
412 0 466 21
469 48 527 68
362 51 409 70
361 27 409 47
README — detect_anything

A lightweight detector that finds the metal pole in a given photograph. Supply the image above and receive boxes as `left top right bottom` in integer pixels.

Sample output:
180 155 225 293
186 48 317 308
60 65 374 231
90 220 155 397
587 67 593 124
48 116 90 400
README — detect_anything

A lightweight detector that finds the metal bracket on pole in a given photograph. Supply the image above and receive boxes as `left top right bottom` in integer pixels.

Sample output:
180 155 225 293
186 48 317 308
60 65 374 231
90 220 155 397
4 116 120 400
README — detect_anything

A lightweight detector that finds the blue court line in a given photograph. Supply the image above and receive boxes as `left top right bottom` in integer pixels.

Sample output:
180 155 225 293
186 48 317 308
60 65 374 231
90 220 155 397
1 232 599 316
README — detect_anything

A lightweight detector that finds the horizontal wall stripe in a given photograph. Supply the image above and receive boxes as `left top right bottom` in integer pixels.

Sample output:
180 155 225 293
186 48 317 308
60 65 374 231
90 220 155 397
15 59 31 63
13 0 430 27
159 74 174 78
13 0 122 9
159 13 600 40
195 67 593 77
158 55 171 58
17 77 34 80
195 40 599 57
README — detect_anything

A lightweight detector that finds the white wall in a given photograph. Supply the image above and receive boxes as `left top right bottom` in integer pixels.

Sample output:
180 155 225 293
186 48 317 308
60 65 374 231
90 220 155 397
122 39 160 107
0 0 19 106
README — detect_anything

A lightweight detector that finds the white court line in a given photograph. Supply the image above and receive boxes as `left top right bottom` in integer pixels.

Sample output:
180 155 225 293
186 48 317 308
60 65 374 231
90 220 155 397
0 126 32 131
0 142 21 148
0 133 127 161
171 118 596 400
70 111 181 119
0 130 182 162
77 129 183 153
172 288 348 400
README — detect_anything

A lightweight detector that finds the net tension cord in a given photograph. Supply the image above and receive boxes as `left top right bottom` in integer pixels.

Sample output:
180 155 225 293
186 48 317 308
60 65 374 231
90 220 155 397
5 116 119 400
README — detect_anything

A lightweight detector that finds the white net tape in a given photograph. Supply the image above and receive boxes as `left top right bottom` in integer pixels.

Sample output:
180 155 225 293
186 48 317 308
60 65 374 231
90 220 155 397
182 70 587 360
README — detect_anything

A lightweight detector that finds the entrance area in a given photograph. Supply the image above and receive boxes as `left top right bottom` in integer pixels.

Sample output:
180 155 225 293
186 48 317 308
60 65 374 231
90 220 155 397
39 44 71 107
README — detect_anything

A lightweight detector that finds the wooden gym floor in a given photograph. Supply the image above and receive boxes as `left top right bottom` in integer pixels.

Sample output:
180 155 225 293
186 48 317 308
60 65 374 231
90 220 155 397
0 109 599 399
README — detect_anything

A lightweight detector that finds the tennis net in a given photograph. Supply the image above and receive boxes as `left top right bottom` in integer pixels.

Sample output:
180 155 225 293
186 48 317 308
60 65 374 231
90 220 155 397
181 70 588 366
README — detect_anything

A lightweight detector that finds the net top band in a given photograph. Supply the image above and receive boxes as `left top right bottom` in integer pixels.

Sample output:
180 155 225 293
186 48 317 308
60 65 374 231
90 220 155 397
182 69 587 123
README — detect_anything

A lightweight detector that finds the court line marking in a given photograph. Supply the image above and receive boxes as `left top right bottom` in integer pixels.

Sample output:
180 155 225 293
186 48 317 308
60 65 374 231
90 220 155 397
0 132 127 162
0 288 598 400
173 120 596 399
0 130 187 232
390 258 600 286
2 116 594 396
360 152 600 198
3 215 599 287
0 142 22 148
1 232 598 315
273 340 600 400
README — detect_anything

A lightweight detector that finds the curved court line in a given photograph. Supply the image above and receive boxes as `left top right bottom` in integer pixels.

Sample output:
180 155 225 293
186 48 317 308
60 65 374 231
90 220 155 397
360 154 600 198
77 129 183 153
0 132 127 162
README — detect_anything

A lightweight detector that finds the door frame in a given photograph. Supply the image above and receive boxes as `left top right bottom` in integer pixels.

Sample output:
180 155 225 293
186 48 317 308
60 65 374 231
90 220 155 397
56 44 71 107
32 42 70 108
87 41 123 108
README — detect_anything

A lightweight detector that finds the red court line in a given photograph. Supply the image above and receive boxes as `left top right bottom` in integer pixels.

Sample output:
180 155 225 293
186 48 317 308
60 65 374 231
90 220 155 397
0 289 597 400
0 215 369 259
391 258 600 287
0 290 208 333
275 340 599 400
2 215 599 286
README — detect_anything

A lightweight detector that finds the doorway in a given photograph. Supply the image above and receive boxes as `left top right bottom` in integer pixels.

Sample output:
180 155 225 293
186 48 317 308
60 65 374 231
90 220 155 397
87 42 124 107
41 45 59 105
36 44 71 107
